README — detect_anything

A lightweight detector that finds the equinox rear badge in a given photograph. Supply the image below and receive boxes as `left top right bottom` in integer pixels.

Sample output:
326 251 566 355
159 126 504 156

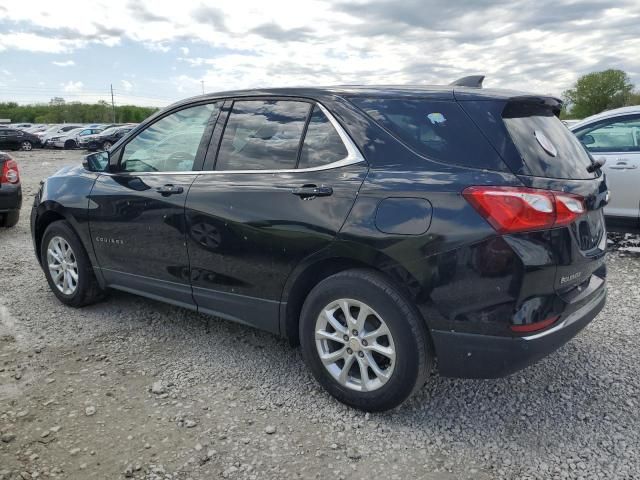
534 130 557 157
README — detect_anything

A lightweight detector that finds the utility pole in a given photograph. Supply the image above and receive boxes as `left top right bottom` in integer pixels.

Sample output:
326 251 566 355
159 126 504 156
201 80 205 95
110 84 116 123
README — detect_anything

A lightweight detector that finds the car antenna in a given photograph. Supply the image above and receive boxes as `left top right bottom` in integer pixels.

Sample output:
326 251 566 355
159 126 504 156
449 75 485 88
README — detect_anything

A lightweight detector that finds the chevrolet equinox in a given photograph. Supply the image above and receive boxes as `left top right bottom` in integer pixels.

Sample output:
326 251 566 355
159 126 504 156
31 77 608 411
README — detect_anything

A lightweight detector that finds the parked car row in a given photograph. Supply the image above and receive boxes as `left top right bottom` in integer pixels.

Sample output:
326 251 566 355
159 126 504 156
0 123 138 151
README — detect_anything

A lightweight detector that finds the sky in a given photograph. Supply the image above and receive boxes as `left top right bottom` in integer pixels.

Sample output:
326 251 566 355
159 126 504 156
1 0 639 108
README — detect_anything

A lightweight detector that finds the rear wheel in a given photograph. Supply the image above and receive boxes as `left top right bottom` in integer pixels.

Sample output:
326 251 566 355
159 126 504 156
40 220 104 307
299 269 433 411
21 140 33 151
64 140 76 149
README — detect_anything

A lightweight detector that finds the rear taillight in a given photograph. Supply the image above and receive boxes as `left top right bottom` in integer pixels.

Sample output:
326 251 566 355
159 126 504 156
1 159 20 184
463 186 585 234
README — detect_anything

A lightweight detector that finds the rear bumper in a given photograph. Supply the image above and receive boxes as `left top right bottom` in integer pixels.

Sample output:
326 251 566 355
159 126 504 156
0 183 22 212
432 284 606 378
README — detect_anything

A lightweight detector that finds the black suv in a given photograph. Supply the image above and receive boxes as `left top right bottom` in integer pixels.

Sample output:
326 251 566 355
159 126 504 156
31 79 608 411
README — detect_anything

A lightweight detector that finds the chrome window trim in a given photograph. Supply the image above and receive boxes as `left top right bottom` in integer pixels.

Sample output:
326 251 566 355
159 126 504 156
104 101 365 176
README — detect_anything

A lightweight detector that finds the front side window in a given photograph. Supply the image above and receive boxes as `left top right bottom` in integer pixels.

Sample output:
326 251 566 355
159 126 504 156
216 100 310 171
120 103 218 173
574 116 640 153
299 106 348 169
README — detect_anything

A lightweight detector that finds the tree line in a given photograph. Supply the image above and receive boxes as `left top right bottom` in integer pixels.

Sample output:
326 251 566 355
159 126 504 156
562 69 640 119
2 70 638 124
0 99 158 124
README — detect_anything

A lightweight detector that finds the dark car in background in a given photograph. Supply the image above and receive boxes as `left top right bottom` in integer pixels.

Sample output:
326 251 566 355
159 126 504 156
31 79 608 411
86 125 135 151
0 127 40 151
0 152 22 227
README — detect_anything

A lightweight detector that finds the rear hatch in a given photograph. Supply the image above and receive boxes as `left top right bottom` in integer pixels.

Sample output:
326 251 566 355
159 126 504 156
460 96 608 297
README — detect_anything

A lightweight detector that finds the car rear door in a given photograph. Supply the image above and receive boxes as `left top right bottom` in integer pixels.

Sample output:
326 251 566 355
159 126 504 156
573 114 640 226
185 98 368 333
88 102 221 308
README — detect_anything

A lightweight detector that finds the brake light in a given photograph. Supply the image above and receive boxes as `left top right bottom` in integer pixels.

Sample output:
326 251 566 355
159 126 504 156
463 186 585 234
511 315 559 333
1 159 20 184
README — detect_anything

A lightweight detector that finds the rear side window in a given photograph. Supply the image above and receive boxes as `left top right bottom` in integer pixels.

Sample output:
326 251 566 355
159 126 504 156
299 106 348 169
503 103 597 179
349 97 506 171
573 115 640 153
216 100 311 171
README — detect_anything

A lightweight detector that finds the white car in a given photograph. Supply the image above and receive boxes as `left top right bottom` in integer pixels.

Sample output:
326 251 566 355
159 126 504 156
52 127 103 149
40 125 84 147
571 106 640 231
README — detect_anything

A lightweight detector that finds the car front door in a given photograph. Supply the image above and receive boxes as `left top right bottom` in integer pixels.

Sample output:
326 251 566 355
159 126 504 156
185 99 368 333
89 102 221 308
575 114 640 226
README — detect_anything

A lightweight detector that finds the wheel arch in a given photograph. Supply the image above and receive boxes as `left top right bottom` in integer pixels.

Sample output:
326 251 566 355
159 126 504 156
33 201 103 286
279 243 434 348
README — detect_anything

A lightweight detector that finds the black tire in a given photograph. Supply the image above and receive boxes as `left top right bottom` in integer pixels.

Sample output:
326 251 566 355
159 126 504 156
40 220 104 307
64 140 76 149
1 210 20 228
102 141 112 150
21 140 33 151
299 269 433 411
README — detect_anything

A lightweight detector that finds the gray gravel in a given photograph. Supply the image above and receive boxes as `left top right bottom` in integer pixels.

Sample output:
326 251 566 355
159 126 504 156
1 149 639 479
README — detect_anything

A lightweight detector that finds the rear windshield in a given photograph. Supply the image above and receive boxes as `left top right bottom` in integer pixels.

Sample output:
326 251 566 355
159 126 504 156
502 103 597 179
349 97 507 172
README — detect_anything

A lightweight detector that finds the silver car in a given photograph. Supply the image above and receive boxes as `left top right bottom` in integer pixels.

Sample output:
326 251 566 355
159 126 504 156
571 106 640 231
52 127 103 149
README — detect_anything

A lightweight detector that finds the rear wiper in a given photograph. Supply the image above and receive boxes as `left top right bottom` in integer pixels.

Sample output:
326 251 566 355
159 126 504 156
587 157 605 173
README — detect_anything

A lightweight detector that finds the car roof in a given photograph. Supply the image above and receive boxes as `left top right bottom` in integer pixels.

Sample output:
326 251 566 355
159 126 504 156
570 105 640 130
167 85 559 109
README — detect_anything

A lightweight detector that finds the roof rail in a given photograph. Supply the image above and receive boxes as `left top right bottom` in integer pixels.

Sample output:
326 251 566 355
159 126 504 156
449 75 485 88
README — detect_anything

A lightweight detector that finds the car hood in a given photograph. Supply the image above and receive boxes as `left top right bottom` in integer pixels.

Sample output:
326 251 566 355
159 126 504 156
51 164 86 178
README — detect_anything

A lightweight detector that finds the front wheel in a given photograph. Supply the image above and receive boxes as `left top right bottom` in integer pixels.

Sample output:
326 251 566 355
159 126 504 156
102 141 112 150
299 269 433 411
21 140 33 151
64 140 76 149
40 220 104 307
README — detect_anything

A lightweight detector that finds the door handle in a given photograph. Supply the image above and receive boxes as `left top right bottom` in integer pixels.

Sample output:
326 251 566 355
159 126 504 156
156 184 184 195
609 163 637 170
291 184 333 199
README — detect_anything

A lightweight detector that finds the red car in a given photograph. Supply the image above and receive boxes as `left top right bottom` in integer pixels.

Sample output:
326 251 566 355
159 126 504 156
0 152 21 228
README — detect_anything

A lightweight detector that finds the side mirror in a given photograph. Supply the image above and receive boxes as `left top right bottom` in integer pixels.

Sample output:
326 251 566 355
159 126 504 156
580 134 595 146
83 151 109 172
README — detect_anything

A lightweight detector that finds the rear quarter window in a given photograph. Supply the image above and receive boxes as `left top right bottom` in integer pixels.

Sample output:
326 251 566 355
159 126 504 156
348 97 507 172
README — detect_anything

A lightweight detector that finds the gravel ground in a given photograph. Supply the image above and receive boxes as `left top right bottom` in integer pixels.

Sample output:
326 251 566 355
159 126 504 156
1 149 639 480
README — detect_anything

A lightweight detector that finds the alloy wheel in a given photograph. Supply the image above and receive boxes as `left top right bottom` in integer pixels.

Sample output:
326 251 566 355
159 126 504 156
21 141 32 151
315 298 396 392
47 236 79 295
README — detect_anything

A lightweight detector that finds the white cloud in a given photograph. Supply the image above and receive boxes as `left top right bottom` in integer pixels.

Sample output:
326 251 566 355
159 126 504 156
121 79 134 91
52 60 75 67
62 80 83 93
0 0 638 99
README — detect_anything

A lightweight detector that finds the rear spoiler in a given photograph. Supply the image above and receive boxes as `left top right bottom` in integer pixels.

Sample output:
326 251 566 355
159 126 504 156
450 75 485 88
